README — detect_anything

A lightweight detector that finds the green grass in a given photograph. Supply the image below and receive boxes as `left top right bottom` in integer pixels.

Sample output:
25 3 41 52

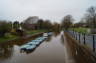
0 30 47 43
0 34 18 43
70 27 88 34
26 30 47 35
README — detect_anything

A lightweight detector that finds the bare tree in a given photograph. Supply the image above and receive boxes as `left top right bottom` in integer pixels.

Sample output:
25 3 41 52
84 6 96 33
43 20 53 31
13 21 20 30
61 15 74 30
0 21 12 37
86 6 96 28
52 22 61 32
37 19 44 29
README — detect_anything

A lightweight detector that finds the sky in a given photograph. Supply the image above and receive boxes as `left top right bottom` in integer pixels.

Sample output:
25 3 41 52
0 0 96 23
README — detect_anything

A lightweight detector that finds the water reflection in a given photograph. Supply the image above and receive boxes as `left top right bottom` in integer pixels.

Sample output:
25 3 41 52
20 31 63 55
20 40 44 54
0 32 65 63
0 45 13 60
20 34 53 54
45 35 52 42
20 48 36 54
0 34 41 60
53 31 60 37
60 35 64 45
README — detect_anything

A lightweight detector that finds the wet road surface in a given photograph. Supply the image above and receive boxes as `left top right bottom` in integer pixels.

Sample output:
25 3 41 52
0 32 67 63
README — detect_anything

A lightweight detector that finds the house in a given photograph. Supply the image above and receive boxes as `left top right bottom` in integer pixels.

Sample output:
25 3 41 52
24 16 39 24
23 16 39 30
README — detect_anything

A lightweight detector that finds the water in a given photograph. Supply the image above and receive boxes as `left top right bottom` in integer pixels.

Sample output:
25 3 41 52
0 32 65 63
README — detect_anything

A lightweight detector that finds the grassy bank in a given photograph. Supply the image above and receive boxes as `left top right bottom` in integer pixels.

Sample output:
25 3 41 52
26 30 47 35
70 27 88 34
0 30 47 43
0 34 18 42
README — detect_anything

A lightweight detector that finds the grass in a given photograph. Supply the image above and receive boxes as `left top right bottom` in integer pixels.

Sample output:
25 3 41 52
70 27 88 34
0 34 18 43
26 30 47 35
0 29 47 43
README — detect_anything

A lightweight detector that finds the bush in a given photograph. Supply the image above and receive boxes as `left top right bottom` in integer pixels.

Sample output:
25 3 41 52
0 21 12 37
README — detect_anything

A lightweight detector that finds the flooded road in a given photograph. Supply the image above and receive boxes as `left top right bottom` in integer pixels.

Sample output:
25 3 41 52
0 32 66 63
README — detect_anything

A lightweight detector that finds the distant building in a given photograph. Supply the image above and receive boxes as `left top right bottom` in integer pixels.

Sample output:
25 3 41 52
23 16 39 30
24 16 39 24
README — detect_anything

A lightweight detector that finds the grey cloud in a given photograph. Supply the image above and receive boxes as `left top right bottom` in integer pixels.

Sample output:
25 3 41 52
0 0 96 23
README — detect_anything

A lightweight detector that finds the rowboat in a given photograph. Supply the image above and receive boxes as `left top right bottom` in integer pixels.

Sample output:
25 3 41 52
20 45 30 50
47 32 53 36
20 36 48 51
27 41 40 45
26 45 36 50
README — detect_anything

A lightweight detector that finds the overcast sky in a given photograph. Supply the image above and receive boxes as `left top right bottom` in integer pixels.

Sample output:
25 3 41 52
0 0 96 23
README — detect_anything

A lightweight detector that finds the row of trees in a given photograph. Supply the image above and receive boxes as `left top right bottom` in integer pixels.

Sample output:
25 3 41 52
21 17 61 32
1 6 95 37
85 6 96 28
37 19 53 31
61 6 96 33
61 15 74 30
0 18 61 37
0 21 11 37
36 19 61 32
0 21 21 37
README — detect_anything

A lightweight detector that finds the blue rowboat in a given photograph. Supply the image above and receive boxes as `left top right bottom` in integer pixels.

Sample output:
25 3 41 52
43 37 48 39
43 33 48 37
20 45 30 50
26 45 36 50
36 37 42 39
36 37 44 40
39 37 47 40
27 42 40 45
48 32 52 36
37 38 44 40
32 40 42 42
20 36 48 50
40 37 46 39
36 38 44 41
36 37 47 42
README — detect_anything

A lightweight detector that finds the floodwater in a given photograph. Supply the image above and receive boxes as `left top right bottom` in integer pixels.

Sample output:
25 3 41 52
0 32 66 63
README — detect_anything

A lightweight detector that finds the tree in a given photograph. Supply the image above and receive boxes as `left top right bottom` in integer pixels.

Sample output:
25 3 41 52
84 6 96 33
0 21 12 37
43 20 53 31
37 19 44 29
84 14 91 28
61 15 74 30
22 16 39 30
13 21 20 30
52 22 61 32
74 21 87 28
86 6 96 28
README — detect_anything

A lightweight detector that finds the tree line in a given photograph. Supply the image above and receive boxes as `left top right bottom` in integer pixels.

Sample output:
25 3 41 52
0 6 96 37
61 6 96 33
0 18 61 37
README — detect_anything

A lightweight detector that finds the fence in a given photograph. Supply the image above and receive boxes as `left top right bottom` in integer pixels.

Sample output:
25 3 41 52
68 31 96 52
